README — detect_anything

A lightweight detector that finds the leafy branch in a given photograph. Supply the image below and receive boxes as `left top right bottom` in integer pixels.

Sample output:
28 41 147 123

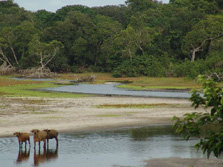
172 75 223 158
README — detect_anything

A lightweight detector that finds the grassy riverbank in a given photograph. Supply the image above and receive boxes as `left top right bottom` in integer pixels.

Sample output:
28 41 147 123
59 73 201 90
0 73 201 98
0 76 88 98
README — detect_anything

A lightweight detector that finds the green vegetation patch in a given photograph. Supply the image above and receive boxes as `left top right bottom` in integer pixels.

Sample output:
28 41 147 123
117 77 200 90
117 85 191 90
10 98 47 105
61 74 200 90
0 76 90 98
29 110 58 115
41 116 63 119
97 114 121 117
96 103 174 109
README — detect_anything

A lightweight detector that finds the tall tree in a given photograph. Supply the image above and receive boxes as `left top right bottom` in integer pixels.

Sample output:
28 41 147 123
34 10 55 29
54 5 94 21
107 25 156 62
28 35 63 73
0 27 18 66
183 15 223 62
14 21 38 61
92 5 129 27
170 0 219 14
94 15 122 67
125 0 158 12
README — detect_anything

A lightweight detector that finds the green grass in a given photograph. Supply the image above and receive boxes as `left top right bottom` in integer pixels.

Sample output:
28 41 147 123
29 110 58 115
117 77 200 90
60 73 201 90
96 103 176 109
0 77 90 98
41 116 63 119
117 85 192 90
9 98 48 104
97 114 121 117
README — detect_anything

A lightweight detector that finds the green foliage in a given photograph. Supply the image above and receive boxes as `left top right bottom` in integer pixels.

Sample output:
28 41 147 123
172 51 223 78
0 0 223 77
172 75 223 158
0 81 88 98
112 54 170 77
48 54 70 72
182 15 223 61
125 0 158 12
54 5 95 21
172 59 205 78
19 54 39 69
92 5 129 26
28 35 63 69
0 1 34 30
34 10 55 29
171 0 219 14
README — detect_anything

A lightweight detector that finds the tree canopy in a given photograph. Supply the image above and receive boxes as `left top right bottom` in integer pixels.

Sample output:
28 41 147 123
0 0 223 77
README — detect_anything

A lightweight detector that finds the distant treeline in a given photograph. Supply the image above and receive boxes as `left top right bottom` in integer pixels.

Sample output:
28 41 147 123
1 0 223 78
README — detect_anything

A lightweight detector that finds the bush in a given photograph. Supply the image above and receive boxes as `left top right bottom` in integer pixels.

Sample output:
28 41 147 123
112 61 140 77
172 75 223 158
48 56 70 72
172 59 205 78
204 52 223 74
112 54 171 77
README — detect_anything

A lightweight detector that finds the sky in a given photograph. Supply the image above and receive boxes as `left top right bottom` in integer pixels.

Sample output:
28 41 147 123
13 0 169 13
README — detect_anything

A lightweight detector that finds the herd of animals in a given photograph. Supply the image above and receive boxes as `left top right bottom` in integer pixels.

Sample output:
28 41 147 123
13 129 59 149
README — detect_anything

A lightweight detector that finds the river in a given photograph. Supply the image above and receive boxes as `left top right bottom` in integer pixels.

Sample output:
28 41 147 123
0 126 204 167
44 83 191 98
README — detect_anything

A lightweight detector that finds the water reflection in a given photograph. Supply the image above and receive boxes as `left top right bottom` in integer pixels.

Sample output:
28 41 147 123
33 148 58 166
14 145 58 166
16 148 30 164
129 126 176 141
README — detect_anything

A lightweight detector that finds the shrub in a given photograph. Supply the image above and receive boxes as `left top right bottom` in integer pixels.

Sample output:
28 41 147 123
172 59 205 78
112 54 171 77
173 75 223 158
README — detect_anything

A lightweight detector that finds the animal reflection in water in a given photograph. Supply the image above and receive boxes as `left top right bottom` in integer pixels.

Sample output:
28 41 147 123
16 148 30 164
34 148 58 166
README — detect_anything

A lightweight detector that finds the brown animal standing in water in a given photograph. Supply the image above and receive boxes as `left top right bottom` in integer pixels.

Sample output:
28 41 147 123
13 132 31 148
43 129 59 148
30 129 47 149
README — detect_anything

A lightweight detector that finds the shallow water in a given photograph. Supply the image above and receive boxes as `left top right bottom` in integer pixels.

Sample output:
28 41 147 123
0 126 204 167
45 83 191 98
12 77 56 82
12 77 191 98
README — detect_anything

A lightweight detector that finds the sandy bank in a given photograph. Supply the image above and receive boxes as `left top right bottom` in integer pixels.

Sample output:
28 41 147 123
0 96 201 137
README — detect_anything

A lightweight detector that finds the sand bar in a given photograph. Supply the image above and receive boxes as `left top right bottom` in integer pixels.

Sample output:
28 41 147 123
0 96 201 137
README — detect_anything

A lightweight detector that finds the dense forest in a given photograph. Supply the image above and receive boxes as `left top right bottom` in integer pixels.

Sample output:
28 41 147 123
0 0 223 78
